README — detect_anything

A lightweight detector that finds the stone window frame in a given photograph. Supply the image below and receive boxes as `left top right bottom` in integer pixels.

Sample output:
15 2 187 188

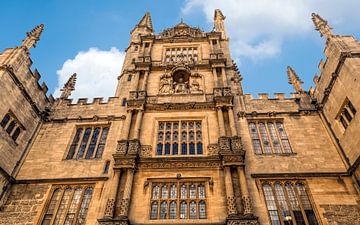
248 119 294 155
64 124 110 160
162 45 200 64
336 97 357 131
258 179 320 225
148 178 208 221
38 184 94 225
153 118 207 157
0 110 25 143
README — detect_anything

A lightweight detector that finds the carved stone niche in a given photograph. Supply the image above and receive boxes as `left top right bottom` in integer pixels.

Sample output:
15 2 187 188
116 140 128 155
231 136 245 155
128 139 141 155
218 136 231 153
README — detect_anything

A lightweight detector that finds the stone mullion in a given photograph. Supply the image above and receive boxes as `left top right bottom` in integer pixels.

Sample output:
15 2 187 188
237 166 253 215
92 127 103 158
212 67 218 88
177 181 180 219
50 188 65 225
270 183 286 225
83 128 95 159
227 106 237 136
224 166 237 216
293 183 310 225
282 182 299 225
255 122 265 154
170 122 174 155
133 110 143 140
71 188 87 225
60 188 75 225
273 121 286 153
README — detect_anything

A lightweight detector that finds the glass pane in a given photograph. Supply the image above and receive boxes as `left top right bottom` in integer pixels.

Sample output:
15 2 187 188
165 143 171 155
173 122 179 130
169 201 177 219
11 127 21 141
281 140 292 153
285 183 305 225
274 183 292 224
152 185 160 200
95 127 109 158
263 184 281 225
0 113 10 128
158 132 164 141
189 122 194 130
64 189 82 225
267 123 282 153
181 143 187 155
170 184 177 199
159 122 164 130
189 131 194 141
197 142 203 155
166 132 171 141
190 184 196 198
182 131 187 141
6 120 16 134
189 143 195 155
85 127 100 159
53 189 72 225
173 143 178 155
344 108 352 122
77 128 92 159
160 202 167 219
198 185 206 198
180 201 187 219
173 131 178 141
150 202 158 220
199 201 206 219
258 123 272 154
296 184 318 225
67 128 83 160
190 201 197 219
249 123 262 154
161 185 168 199
181 122 187 130
196 131 202 140
196 121 201 130
157 143 163 155
181 184 187 199
166 122 171 130
42 189 62 225
276 122 288 139
76 188 93 225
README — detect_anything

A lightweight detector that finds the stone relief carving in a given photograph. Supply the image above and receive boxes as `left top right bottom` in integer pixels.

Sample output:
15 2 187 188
207 144 220 155
140 145 152 157
158 69 203 95
227 196 238 215
119 198 130 216
159 74 173 94
104 198 115 217
242 195 253 215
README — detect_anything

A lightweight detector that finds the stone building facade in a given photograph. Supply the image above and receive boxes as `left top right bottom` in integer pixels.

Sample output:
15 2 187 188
0 9 359 225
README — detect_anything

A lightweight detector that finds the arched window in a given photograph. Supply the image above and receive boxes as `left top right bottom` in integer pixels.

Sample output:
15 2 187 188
41 189 62 225
173 143 178 155
199 201 206 219
189 184 196 198
181 143 187 155
198 184 205 198
274 182 291 224
285 183 305 225
157 143 163 155
152 185 160 200
64 188 82 224
197 142 203 155
6 120 16 135
160 202 167 219
180 201 187 219
11 127 21 141
0 113 10 128
53 188 72 224
85 127 100 159
180 184 187 199
169 201 177 219
189 201 197 219
189 142 195 155
76 128 91 159
170 184 177 199
262 184 281 225
76 188 93 225
161 185 168 199
165 143 171 155
150 202 158 220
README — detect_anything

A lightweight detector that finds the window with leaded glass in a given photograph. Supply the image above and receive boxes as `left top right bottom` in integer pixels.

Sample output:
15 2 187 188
261 180 318 225
156 120 203 156
164 47 199 64
337 98 357 130
248 121 293 154
66 126 109 160
40 185 93 225
150 181 207 220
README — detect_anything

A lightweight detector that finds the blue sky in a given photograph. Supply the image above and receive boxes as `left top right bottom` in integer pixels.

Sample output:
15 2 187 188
1 0 359 99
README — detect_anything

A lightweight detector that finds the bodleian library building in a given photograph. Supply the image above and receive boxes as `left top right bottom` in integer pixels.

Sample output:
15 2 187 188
0 9 359 225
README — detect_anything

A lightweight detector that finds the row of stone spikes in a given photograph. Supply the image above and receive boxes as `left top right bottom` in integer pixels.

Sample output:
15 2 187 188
244 92 303 100
59 97 120 105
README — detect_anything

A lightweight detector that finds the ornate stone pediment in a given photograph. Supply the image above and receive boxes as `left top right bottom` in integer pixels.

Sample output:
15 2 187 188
158 21 205 39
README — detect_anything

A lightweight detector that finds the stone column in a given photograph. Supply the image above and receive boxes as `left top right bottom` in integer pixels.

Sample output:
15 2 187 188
217 107 226 136
104 169 121 218
133 71 140 91
133 110 143 140
228 107 237 136
212 67 218 88
141 71 149 91
119 169 134 217
121 110 133 140
224 166 238 215
221 67 227 87
237 166 253 215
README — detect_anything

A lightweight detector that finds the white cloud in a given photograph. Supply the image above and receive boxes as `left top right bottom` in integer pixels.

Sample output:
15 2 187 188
182 0 360 61
54 47 125 99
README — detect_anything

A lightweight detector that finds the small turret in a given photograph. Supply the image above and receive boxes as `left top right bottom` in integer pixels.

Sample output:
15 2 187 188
214 9 226 39
311 13 333 39
60 73 77 99
287 66 304 93
22 24 44 49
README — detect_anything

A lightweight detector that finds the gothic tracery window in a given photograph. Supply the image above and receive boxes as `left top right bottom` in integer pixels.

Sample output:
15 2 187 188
338 98 357 130
1 111 23 142
156 120 203 156
40 186 93 225
164 47 198 64
66 126 109 160
150 181 207 220
248 121 293 154
262 181 318 225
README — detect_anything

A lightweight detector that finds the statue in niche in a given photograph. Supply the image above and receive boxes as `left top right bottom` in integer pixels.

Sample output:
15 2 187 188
159 74 173 94
190 78 201 93
174 77 189 94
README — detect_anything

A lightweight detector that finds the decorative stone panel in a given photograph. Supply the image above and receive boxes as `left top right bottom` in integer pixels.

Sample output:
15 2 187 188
321 204 360 225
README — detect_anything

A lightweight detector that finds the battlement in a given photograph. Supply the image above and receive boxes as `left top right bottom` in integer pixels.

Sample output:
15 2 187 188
244 92 301 101
59 97 120 106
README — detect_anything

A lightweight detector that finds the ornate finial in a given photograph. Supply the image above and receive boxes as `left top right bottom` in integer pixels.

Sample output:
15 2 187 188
287 66 304 93
22 24 44 49
137 12 154 32
60 73 77 99
311 13 333 39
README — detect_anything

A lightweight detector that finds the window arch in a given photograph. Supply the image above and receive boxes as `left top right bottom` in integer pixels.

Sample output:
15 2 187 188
160 201 167 219
169 201 177 219
161 185 168 199
0 113 10 128
152 185 160 200
189 201 197 219
180 201 187 219
150 202 158 220
199 201 206 219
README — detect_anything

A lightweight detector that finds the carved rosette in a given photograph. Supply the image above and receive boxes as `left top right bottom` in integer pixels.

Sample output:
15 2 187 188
119 198 130 217
140 145 152 157
116 140 128 155
242 195 253 215
104 198 115 217
227 196 238 215
128 139 141 155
